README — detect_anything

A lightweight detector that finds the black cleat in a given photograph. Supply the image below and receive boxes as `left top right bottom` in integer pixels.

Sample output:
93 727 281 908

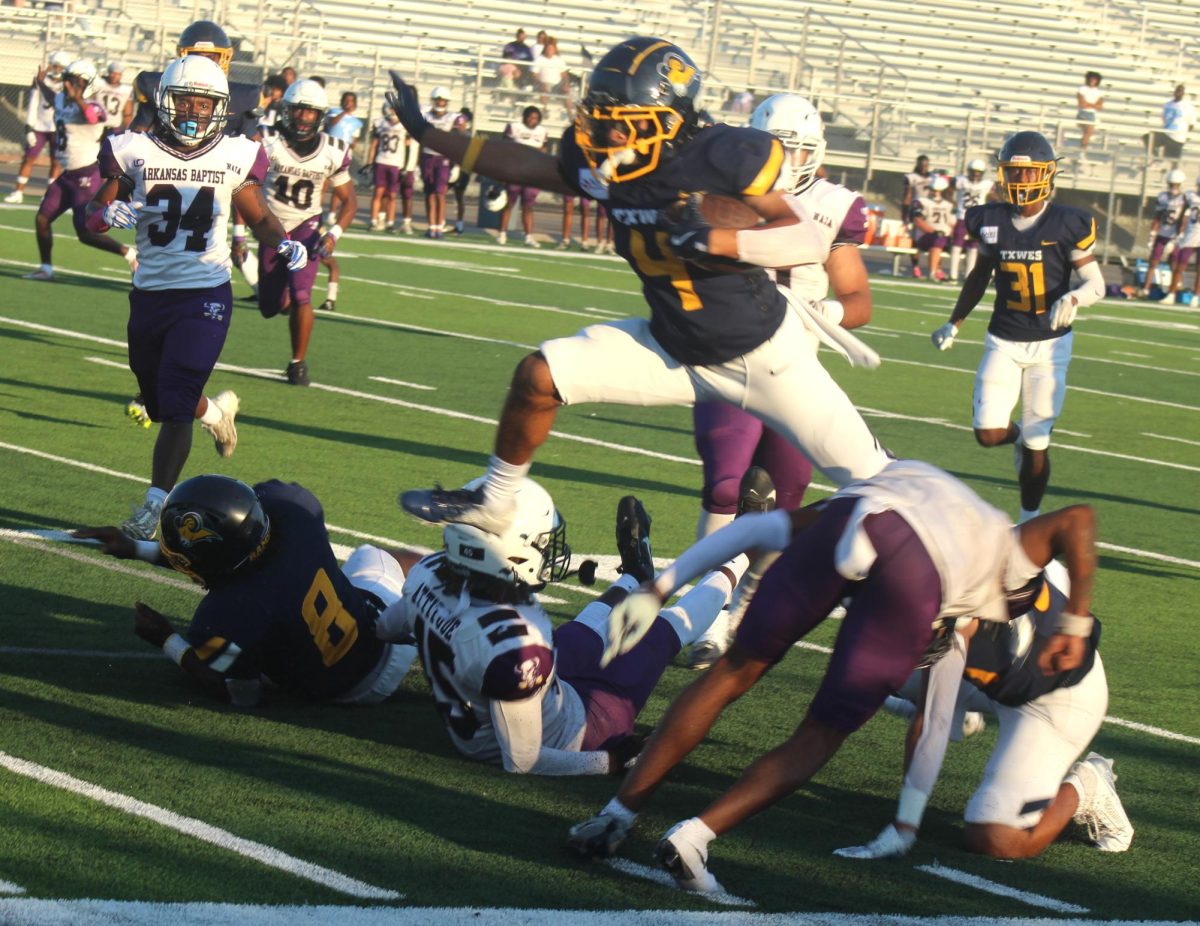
317 299 336 312
286 360 310 386
399 485 515 533
615 495 654 584
736 466 776 517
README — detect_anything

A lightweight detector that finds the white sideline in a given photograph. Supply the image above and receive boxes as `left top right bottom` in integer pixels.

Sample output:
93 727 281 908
0 751 401 901
916 863 1088 914
0 881 25 895
603 858 755 907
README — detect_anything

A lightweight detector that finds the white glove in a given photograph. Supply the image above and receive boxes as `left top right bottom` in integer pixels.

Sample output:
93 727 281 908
1049 294 1077 329
931 321 958 350
277 239 308 271
600 587 663 667
565 809 633 859
103 200 142 229
833 823 916 859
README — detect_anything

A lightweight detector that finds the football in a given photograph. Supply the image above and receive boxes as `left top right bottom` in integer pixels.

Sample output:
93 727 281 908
665 192 763 230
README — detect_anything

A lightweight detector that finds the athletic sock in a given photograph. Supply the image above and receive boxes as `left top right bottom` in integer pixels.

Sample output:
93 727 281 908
327 281 339 301
199 398 223 425
482 455 530 506
145 486 168 507
1018 507 1040 524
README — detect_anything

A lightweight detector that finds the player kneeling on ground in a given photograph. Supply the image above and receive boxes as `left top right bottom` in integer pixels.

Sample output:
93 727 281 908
75 475 419 707
376 480 748 775
837 559 1130 861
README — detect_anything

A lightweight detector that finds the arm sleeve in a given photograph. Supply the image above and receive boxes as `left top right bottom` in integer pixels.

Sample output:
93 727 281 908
735 192 830 268
900 634 968 816
490 694 610 775
655 509 792 598
1065 258 1106 308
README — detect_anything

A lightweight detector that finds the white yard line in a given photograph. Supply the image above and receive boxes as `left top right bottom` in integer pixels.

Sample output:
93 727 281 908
916 863 1087 913
0 751 401 900
0 881 25 896
1102 715 1200 746
1143 431 1200 448
603 858 754 908
1111 351 1150 359
369 376 436 391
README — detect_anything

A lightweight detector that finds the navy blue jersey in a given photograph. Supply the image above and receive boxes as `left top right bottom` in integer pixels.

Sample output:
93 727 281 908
557 124 788 365
963 578 1100 707
966 201 1097 342
184 480 386 700
132 70 263 137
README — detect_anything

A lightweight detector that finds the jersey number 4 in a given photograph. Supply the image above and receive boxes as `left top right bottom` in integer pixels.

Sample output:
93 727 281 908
145 184 215 252
629 229 702 311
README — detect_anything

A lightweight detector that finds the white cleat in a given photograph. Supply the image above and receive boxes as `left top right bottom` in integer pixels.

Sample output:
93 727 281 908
23 267 53 281
202 390 240 459
656 822 723 894
120 497 162 541
1069 751 1133 852
3 189 24 204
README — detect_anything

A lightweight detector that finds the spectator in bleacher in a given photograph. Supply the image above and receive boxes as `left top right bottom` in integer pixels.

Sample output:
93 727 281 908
450 109 474 235
281 66 297 87
532 30 549 58
257 74 288 130
420 87 458 238
903 155 934 277
532 37 569 98
911 174 955 282
497 28 534 90
1147 84 1196 166
92 60 133 136
729 89 755 114
497 106 548 246
4 51 69 204
1141 168 1189 297
325 91 364 150
1075 71 1103 157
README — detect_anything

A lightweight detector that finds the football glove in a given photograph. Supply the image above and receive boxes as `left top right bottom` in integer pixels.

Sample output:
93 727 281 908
386 71 431 142
833 823 916 859
931 321 958 350
230 236 248 269
600 587 663 667
658 197 714 261
277 239 308 271
565 809 633 859
316 233 337 260
103 200 142 230
1049 294 1077 329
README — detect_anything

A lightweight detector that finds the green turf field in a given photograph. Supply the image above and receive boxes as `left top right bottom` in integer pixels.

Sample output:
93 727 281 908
1 204 1197 924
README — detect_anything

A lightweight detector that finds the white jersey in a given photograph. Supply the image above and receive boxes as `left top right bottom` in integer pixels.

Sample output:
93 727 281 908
913 195 955 235
834 460 1017 624
91 81 132 131
259 128 352 230
1178 191 1200 247
905 171 932 208
505 120 548 149
27 75 62 133
1154 190 1189 238
954 176 995 219
371 118 411 168
101 131 266 291
421 110 457 158
53 93 105 171
775 178 867 302
381 554 587 764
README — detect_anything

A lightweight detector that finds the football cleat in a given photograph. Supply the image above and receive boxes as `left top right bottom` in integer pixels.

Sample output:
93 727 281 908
496 231 507 245
615 495 654 584
736 465 777 516
556 239 571 250
524 236 541 248
399 484 517 534
656 822 722 893
685 636 724 672
22 267 54 281
4 189 24 204
286 360 310 386
317 299 336 312
1070 752 1133 852
120 497 163 541
912 266 924 279
126 396 152 429
201 390 240 458
1156 291 1178 304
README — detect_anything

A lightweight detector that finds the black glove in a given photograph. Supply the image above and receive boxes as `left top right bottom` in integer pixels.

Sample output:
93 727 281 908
386 71 431 142
658 196 715 261
606 733 646 775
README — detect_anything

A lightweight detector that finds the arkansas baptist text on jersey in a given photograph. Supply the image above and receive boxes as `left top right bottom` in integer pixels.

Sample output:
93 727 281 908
557 123 787 366
967 201 1096 342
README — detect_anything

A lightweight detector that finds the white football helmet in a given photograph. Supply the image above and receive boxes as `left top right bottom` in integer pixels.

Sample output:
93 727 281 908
930 174 950 193
966 157 986 177
442 478 571 590
430 86 450 114
48 50 72 73
156 55 230 146
1167 168 1187 187
750 93 826 193
107 60 125 77
64 59 98 98
280 78 328 141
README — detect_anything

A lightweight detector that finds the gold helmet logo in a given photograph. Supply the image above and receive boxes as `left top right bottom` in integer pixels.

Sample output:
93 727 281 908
659 54 696 96
175 511 219 545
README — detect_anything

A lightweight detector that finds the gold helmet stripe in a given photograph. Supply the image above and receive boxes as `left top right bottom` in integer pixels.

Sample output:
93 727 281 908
628 40 672 74
742 137 785 196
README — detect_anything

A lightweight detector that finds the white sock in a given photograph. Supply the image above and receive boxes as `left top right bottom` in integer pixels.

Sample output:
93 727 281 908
1018 507 1040 524
327 281 339 301
39 263 53 275
601 796 637 825
199 398 223 425
482 455 530 506
145 486 168 508
696 508 735 540
15 177 27 190
949 246 962 280
669 554 749 646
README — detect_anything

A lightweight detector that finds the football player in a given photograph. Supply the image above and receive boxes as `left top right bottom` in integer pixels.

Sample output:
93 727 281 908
74 475 419 707
22 59 137 283
497 106 548 247
4 50 70 204
836 559 1131 861
1161 177 1200 306
1141 168 1189 297
931 132 1104 524
85 55 308 539
251 79 356 386
566 459 1100 893
949 158 997 282
92 60 133 135
448 110 473 235
687 93 877 669
377 482 747 775
910 174 955 281
390 37 888 538
365 102 413 233
902 154 933 277
129 21 263 136
419 87 457 238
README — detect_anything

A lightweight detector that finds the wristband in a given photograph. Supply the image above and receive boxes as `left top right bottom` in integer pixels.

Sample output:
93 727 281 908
233 223 247 237
325 223 343 241
1053 611 1094 637
134 540 160 563
460 134 486 174
162 633 190 666
896 784 929 828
